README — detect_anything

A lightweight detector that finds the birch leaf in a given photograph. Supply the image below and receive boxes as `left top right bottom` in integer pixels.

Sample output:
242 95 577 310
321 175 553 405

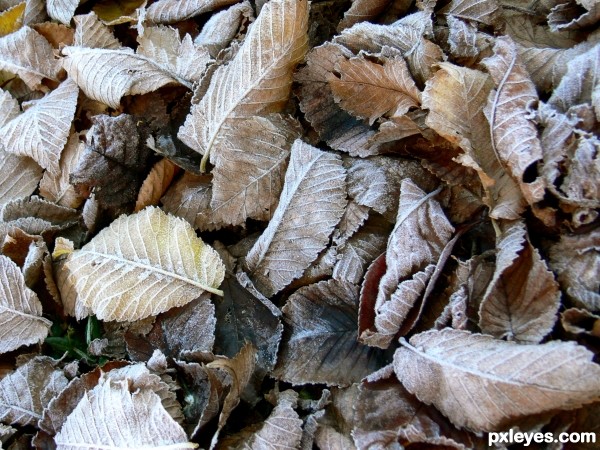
479 221 560 343
0 255 51 354
243 140 346 298
0 26 60 90
328 54 421 125
0 78 78 174
482 36 545 206
54 379 194 450
0 356 68 427
177 0 309 171
57 206 225 321
394 329 600 431
146 0 242 24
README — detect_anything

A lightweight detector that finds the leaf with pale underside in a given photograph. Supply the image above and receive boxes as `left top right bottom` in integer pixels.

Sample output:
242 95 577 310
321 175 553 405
0 356 68 427
0 255 51 354
423 62 526 219
359 179 454 348
73 12 121 49
479 221 560 343
0 86 18 125
0 26 60 90
0 78 78 174
273 280 385 386
0 150 43 210
329 54 421 125
482 36 545 206
47 0 80 24
54 379 194 450
439 0 498 25
57 206 225 321
146 0 242 24
210 114 301 226
243 140 346 297
177 0 308 171
393 329 600 431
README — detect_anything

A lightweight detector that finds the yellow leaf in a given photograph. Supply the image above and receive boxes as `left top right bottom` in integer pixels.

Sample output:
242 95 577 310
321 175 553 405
0 2 25 37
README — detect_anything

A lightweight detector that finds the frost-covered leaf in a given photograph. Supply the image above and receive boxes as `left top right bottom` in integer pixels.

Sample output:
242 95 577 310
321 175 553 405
134 157 178 212
0 2 25 37
146 0 242 24
394 329 600 431
39 132 85 209
243 140 346 297
0 26 60 90
210 114 301 226
1 195 79 225
0 356 68 427
423 62 526 219
57 206 225 321
337 0 392 31
54 379 194 450
47 0 79 24
0 87 19 125
0 78 78 174
328 54 421 125
482 36 545 206
0 150 43 209
359 180 453 348
439 0 498 25
0 255 51 354
178 0 308 171
273 280 385 386
479 221 560 343
73 12 121 49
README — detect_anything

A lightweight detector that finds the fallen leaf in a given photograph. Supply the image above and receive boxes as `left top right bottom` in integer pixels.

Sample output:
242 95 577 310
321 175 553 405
134 157 178 211
0 78 78 174
337 0 391 31
194 2 254 57
0 2 24 37
72 11 121 48
177 0 308 171
273 279 385 386
46 0 79 24
145 0 242 24
57 206 225 321
54 378 195 450
243 140 346 297
0 150 43 210
548 0 600 31
439 0 499 25
92 0 145 25
561 308 600 337
0 255 51 354
393 328 600 431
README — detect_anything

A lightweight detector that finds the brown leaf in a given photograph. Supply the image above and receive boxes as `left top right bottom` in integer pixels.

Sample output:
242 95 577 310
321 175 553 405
314 425 356 450
33 20 74 47
1 195 79 226
393 329 600 431
424 61 526 219
439 0 499 25
359 179 454 348
243 140 346 297
273 279 385 386
337 0 391 31
482 36 545 206
548 0 600 31
479 221 560 343
134 157 178 212
146 0 242 24
561 308 600 337
0 356 68 427
328 54 421 125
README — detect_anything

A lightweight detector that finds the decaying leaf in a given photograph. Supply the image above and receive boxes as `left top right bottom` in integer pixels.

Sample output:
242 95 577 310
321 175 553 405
0 255 51 353
0 149 43 210
394 329 600 431
57 206 225 321
0 2 24 38
73 11 121 49
178 0 308 171
439 0 498 26
47 0 80 24
54 378 194 450
145 0 242 24
0 78 78 174
134 157 178 212
0 356 68 427
337 0 392 31
243 140 346 297
273 280 384 386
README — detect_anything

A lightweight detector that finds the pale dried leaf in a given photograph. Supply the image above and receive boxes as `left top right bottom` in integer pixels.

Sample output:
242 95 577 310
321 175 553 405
0 255 51 353
394 329 600 431
39 132 85 208
338 0 392 31
21 0 47 25
439 0 499 25
0 78 78 174
314 425 356 450
446 16 482 59
146 0 241 24
238 390 303 450
54 379 194 450
0 150 43 209
58 206 225 321
329 54 421 125
479 221 560 343
210 114 301 226
243 140 346 297
332 200 370 246
1 195 79 224
47 0 79 24
274 280 384 386
0 356 68 427
482 36 545 206
548 0 600 31
0 87 18 126
0 26 59 90
160 172 218 231
423 62 526 219
178 0 308 171
73 12 122 49
135 157 178 212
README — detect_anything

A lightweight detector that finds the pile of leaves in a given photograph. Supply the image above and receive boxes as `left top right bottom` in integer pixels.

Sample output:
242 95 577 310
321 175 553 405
1 0 599 448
